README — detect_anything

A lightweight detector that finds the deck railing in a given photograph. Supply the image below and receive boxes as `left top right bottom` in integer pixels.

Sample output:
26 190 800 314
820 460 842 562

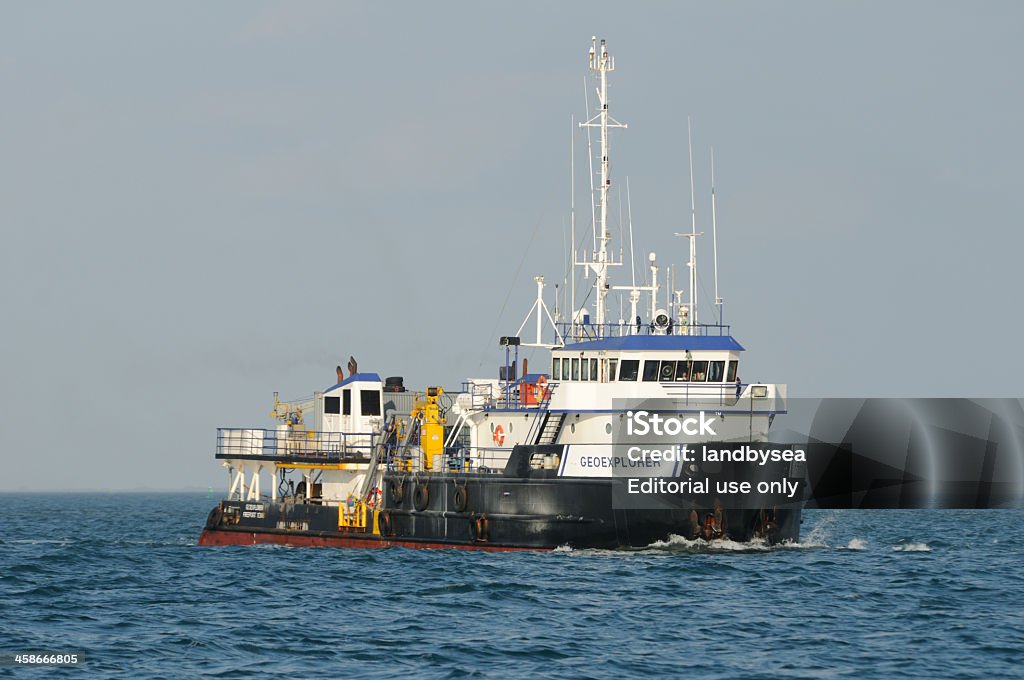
216 428 377 460
461 380 553 412
385 444 514 475
557 320 731 342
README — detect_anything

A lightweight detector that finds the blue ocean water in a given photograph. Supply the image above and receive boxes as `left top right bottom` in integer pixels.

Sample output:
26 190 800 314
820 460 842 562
1 494 1022 679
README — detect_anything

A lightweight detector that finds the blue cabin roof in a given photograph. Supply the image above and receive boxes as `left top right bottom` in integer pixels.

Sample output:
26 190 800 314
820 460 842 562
324 372 383 392
560 335 744 352
514 373 548 385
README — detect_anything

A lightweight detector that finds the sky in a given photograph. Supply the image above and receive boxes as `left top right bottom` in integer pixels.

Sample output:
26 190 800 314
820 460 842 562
2 1 1022 490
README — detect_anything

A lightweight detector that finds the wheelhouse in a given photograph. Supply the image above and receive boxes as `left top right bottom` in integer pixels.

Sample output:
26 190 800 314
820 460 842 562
550 335 743 384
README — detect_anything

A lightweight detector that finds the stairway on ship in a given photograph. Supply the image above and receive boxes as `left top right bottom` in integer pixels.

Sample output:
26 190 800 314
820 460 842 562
535 412 565 445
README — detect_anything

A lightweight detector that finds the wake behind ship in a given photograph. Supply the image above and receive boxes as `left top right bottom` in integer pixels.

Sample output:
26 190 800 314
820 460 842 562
199 37 803 551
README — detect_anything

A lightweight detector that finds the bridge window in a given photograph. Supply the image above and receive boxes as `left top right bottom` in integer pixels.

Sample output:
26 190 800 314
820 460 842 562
675 360 690 381
659 360 675 381
343 389 351 415
360 390 381 416
590 358 598 382
563 358 570 381
324 396 340 414
727 361 738 382
707 361 725 382
690 361 708 382
581 357 589 381
552 358 561 380
619 359 639 381
571 358 580 380
642 360 660 382
608 359 618 381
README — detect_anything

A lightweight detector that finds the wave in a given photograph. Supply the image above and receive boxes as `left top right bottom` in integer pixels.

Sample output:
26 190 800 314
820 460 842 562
780 536 829 549
646 534 770 552
800 511 837 547
892 542 931 552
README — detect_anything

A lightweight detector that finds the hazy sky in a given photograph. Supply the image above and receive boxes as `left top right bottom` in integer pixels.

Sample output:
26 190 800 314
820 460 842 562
2 2 1021 490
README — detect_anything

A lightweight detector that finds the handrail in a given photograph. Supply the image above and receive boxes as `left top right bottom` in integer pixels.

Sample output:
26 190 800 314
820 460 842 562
460 379 551 412
358 415 396 501
216 428 379 459
525 390 554 443
556 320 731 340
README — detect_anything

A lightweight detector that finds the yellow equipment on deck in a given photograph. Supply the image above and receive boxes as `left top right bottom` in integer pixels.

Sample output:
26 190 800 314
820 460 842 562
411 387 446 471
338 498 372 530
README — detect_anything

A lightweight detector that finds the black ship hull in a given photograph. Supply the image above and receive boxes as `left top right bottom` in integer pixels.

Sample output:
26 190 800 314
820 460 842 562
200 447 803 550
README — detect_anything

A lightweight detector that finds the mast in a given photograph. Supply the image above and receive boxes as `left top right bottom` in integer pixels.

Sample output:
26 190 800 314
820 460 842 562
711 147 723 326
583 83 597 256
626 177 636 288
687 117 698 330
579 37 626 334
675 117 703 335
570 114 576 338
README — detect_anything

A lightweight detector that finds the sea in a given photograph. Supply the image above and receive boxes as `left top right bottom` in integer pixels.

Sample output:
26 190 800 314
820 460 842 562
1 493 1022 679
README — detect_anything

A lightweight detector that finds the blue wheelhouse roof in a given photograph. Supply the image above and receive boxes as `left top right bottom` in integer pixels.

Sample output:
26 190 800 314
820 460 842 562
324 372 383 392
559 335 744 352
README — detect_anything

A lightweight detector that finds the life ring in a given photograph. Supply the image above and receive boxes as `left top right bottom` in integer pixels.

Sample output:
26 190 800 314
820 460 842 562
378 511 392 537
537 375 549 399
492 424 505 446
206 506 223 528
387 478 405 507
413 483 430 512
453 485 469 512
469 513 489 542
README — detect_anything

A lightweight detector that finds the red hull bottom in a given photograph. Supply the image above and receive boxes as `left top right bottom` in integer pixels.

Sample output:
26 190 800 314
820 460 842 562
197 528 547 552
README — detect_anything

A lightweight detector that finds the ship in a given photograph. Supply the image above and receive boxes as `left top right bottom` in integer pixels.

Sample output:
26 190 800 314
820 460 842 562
199 37 803 551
